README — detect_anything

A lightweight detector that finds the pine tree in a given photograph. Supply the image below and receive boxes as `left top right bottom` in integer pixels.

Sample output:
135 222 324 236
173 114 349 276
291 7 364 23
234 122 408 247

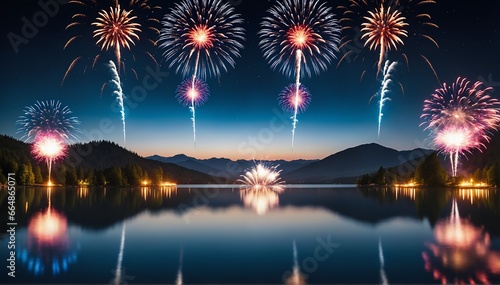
66 165 78 186
414 153 448 187
33 165 43 184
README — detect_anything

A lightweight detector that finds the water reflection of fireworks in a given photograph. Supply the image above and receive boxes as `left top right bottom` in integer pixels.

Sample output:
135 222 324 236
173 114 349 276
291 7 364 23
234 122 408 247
240 186 284 215
20 188 78 276
422 200 500 284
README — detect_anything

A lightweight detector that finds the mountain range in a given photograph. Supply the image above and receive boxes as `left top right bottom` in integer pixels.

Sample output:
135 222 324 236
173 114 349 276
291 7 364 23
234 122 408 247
4 131 498 184
147 154 317 179
0 135 218 184
149 143 435 183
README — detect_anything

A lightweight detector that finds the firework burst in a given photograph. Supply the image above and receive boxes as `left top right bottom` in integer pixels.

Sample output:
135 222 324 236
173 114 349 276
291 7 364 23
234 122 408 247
362 5 407 78
421 78 500 176
339 0 439 80
160 0 245 146
259 0 341 148
93 5 141 73
259 0 341 78
159 0 245 79
31 132 68 185
63 0 161 83
238 163 284 189
176 78 210 107
176 78 210 144
17 100 80 143
279 84 312 114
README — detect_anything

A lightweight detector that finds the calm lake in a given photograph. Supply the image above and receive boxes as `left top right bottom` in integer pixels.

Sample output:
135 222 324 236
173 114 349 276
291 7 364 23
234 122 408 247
1 185 500 284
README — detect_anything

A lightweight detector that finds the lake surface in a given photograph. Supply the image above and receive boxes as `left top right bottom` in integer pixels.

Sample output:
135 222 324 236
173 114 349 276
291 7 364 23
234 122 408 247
1 185 500 284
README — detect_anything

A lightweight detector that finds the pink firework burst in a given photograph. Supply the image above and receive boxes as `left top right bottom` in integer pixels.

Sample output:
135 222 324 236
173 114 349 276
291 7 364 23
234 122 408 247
175 78 210 107
32 132 67 185
421 77 500 176
434 126 484 154
278 84 312 114
422 78 500 133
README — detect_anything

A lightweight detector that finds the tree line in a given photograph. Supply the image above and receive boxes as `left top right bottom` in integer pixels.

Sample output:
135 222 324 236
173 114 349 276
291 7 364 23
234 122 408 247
0 159 166 187
357 152 500 187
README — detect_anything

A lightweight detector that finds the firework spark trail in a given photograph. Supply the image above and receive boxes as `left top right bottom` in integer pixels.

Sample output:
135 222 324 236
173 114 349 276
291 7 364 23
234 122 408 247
112 222 126 285
259 0 340 148
176 247 183 285
176 78 210 148
160 0 245 146
379 238 388 285
285 240 306 285
373 60 398 139
108 60 126 144
190 51 201 147
451 199 460 225
291 50 303 148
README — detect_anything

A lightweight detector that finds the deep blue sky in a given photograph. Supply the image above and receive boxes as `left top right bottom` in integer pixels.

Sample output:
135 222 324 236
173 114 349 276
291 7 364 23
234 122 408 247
1 0 499 160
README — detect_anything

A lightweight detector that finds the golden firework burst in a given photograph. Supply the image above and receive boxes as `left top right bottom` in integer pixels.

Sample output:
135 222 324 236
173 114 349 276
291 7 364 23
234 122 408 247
92 5 141 71
361 4 408 77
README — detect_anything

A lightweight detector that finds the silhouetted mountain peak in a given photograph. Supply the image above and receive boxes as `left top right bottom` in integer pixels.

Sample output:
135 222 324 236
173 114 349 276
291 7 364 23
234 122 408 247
284 143 432 183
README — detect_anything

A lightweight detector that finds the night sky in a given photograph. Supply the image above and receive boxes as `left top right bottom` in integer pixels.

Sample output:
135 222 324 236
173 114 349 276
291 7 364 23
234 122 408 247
1 0 499 160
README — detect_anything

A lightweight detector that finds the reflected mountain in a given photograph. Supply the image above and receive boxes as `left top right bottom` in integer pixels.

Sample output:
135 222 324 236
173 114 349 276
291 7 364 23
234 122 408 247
422 200 500 284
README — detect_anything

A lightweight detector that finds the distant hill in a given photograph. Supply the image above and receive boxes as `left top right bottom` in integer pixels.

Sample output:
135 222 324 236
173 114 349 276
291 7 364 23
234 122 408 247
0 135 219 184
282 143 434 183
148 155 318 178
